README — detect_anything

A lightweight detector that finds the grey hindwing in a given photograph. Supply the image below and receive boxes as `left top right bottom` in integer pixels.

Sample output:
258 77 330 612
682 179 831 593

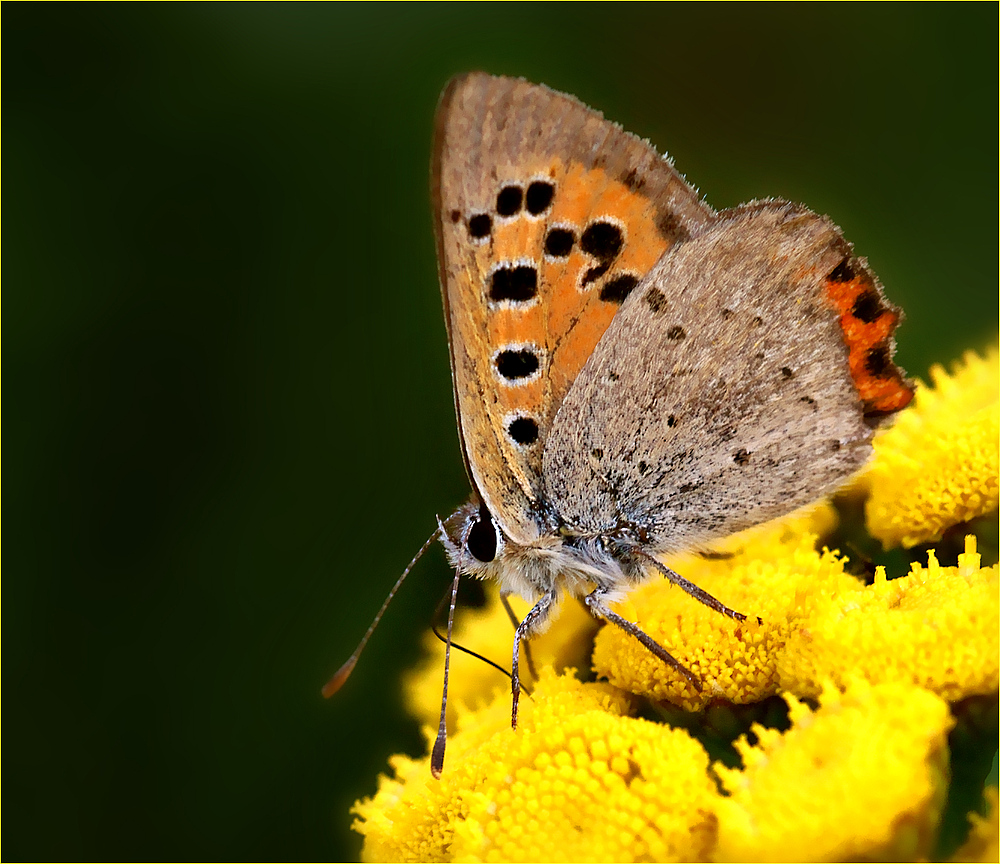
542 200 873 553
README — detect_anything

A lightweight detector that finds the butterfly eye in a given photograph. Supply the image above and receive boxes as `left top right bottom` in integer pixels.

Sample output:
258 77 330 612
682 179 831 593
466 507 499 563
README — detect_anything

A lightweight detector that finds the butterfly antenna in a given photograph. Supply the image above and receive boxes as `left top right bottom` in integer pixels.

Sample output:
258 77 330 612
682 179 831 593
321 529 439 699
430 515 470 778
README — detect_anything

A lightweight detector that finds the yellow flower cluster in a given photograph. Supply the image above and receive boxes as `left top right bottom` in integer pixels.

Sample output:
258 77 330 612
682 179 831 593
864 347 998 548
713 680 953 862
354 674 970 862
350 345 999 861
779 536 999 700
592 502 859 712
355 671 719 863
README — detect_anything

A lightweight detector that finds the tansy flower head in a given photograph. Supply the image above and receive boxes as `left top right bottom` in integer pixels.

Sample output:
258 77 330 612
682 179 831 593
713 679 954 862
864 347 999 548
592 502 859 712
353 670 720 863
778 536 999 701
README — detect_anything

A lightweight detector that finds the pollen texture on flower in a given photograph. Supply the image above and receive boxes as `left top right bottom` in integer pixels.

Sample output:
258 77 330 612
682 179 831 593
713 680 955 862
778 536 1000 701
864 347 999 548
593 504 860 711
353 671 720 863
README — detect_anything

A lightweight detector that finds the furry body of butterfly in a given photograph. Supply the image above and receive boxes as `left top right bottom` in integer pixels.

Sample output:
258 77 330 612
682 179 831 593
420 72 909 774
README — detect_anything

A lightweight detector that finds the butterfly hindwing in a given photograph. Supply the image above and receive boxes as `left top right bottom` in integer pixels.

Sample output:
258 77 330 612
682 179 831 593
543 200 912 551
432 72 715 543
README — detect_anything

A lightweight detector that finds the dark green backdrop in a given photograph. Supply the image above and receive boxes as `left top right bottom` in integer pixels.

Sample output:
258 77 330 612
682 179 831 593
7 4 997 860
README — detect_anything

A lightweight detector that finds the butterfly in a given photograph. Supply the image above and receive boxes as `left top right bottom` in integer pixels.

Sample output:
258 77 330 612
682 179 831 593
328 73 913 777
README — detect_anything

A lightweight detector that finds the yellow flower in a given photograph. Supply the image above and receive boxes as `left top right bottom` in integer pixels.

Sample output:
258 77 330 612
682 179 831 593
592 502 860 711
952 786 999 863
864 347 999 548
353 670 720 863
713 680 954 862
778 536 999 700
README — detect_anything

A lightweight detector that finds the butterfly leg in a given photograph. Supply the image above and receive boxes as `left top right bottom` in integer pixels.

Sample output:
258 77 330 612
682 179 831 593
511 589 557 729
501 593 539 684
641 553 762 625
584 588 702 690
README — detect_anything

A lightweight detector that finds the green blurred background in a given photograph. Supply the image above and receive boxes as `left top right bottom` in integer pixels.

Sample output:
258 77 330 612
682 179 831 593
6 4 997 860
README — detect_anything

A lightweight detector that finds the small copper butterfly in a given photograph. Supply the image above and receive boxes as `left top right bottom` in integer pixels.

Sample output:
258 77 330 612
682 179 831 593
328 73 913 776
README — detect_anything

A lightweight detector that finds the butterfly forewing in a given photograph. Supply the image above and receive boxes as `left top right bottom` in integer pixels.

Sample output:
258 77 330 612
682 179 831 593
432 72 715 543
544 201 906 552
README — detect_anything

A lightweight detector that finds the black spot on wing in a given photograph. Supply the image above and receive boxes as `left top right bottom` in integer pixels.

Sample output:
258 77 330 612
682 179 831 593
828 258 855 283
525 181 555 215
655 211 691 243
644 286 667 314
600 274 639 304
865 344 892 377
490 266 538 302
507 416 539 446
544 228 574 257
468 213 492 239
581 222 623 261
495 349 539 381
496 186 523 217
582 263 609 285
851 288 885 323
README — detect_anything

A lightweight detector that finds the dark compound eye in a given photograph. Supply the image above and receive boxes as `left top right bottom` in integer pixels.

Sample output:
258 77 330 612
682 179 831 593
581 221 624 261
525 181 555 215
507 416 539 446
544 228 575 257
496 186 523 217
466 505 498 563
495 348 540 381
468 213 492 239
489 266 538 302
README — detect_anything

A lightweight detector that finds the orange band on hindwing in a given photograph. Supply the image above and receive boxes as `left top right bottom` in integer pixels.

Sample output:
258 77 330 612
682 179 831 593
824 259 914 415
